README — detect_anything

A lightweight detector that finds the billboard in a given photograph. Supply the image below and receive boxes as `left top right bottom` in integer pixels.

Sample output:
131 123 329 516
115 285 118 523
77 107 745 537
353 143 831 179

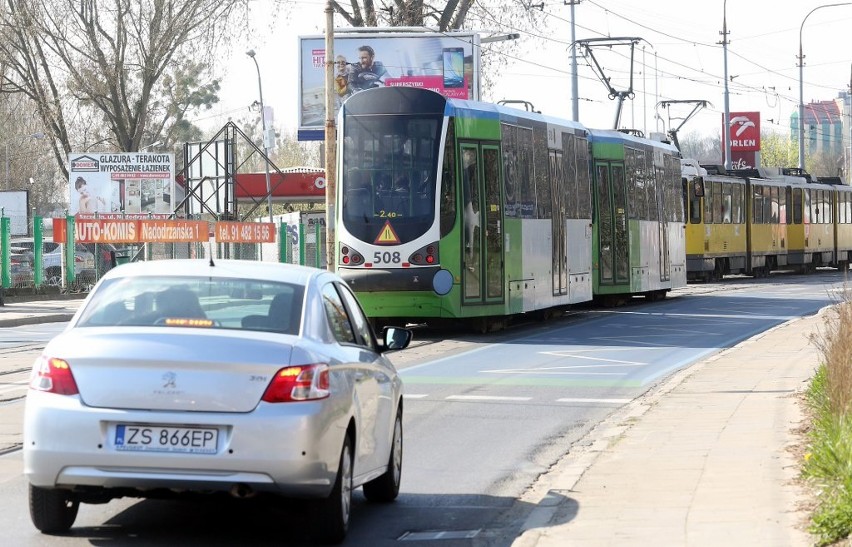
0 190 29 236
299 31 480 132
68 153 175 219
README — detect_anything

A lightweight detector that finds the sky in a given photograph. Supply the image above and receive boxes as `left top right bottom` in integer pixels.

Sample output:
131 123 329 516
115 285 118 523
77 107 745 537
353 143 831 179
206 0 852 147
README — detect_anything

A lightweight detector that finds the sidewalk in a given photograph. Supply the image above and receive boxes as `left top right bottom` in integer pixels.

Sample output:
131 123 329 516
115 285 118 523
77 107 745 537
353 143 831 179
514 311 822 546
0 293 85 327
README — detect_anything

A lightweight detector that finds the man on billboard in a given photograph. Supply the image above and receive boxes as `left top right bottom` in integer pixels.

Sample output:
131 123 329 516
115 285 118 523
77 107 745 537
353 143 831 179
349 45 387 92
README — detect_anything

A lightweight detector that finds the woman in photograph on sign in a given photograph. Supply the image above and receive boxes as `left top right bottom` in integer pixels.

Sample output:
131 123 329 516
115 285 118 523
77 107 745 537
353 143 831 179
75 176 106 214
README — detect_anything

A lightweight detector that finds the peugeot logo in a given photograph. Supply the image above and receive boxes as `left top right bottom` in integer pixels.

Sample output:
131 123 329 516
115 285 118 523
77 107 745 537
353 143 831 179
162 372 177 389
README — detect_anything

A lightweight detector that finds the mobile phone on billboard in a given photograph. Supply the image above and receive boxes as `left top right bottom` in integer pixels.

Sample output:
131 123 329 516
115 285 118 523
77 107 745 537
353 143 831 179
442 47 465 89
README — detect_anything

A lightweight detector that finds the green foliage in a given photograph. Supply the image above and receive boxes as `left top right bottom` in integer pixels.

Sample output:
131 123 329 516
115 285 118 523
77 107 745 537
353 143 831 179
760 131 797 169
804 298 852 545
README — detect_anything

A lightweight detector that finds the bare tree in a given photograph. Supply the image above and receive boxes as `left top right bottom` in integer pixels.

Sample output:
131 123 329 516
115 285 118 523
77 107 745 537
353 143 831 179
0 0 250 179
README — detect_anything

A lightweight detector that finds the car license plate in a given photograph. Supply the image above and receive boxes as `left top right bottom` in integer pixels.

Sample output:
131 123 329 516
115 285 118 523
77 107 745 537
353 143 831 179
114 424 218 454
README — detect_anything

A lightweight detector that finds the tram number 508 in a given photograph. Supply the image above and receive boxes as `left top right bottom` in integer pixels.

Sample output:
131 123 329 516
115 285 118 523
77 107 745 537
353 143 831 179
373 251 401 264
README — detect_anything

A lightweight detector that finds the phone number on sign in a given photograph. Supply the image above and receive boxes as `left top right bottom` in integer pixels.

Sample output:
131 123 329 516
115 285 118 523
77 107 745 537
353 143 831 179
215 222 275 243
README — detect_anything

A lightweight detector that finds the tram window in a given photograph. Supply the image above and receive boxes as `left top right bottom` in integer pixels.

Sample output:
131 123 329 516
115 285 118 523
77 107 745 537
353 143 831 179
563 134 578 218
784 187 792 224
703 179 713 223
576 138 592 219
501 123 520 219
439 122 457 236
633 150 647 219
535 127 551 218
626 149 637 219
722 183 732 224
648 167 659 221
712 182 722 224
779 186 787 224
518 127 535 219
733 184 743 224
752 185 763 224
804 189 812 224
770 186 779 224
793 188 803 224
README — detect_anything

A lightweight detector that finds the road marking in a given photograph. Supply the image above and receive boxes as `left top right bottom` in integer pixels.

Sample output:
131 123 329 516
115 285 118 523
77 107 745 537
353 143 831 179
556 397 631 404
399 529 481 541
446 395 531 402
403 393 428 399
537 350 650 365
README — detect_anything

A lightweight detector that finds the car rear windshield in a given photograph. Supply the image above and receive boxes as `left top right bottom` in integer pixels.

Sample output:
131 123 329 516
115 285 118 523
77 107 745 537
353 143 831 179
76 276 304 335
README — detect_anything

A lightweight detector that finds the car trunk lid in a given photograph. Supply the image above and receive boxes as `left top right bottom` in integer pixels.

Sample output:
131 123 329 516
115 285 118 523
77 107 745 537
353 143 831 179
45 329 296 412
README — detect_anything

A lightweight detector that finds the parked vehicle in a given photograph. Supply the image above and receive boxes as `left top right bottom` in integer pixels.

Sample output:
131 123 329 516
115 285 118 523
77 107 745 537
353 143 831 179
10 238 96 285
23 259 412 543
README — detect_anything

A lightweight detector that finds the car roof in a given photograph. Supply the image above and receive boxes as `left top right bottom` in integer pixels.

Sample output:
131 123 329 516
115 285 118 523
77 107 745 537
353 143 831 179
101 258 329 286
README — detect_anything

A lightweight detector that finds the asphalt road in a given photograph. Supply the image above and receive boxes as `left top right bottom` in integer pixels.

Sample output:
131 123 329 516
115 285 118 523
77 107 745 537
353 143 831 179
0 272 843 545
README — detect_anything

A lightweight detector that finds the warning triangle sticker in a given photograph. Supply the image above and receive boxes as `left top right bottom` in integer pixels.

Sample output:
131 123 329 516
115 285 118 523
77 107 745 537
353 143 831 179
374 220 400 245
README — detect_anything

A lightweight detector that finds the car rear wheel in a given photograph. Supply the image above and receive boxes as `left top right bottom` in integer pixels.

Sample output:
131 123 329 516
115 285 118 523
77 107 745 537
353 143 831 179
315 435 353 544
363 407 403 502
29 484 79 533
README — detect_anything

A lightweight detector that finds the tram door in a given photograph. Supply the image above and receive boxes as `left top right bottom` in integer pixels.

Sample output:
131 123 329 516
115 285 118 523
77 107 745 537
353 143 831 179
657 171 671 282
461 143 505 305
595 161 629 285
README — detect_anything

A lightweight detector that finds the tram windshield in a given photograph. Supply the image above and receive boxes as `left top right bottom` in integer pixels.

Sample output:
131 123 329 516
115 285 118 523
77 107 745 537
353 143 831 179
341 114 442 244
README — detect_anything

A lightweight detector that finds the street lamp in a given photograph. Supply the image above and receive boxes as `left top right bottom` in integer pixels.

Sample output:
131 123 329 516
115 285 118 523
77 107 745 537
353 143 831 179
721 0 732 170
5 132 45 190
139 140 163 152
798 3 852 171
246 49 274 223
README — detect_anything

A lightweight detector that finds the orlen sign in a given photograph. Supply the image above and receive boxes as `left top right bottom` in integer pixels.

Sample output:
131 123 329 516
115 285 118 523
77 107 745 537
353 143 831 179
726 111 760 152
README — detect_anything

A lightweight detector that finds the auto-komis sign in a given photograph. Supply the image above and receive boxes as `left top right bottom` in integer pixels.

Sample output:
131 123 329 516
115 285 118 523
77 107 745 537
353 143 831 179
53 218 211 243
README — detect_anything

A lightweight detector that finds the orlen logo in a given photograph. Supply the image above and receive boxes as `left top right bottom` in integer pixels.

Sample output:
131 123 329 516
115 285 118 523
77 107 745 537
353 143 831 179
70 154 99 172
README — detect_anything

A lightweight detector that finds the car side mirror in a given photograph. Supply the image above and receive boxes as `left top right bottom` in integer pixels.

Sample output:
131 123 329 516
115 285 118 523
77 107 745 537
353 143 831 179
382 326 413 352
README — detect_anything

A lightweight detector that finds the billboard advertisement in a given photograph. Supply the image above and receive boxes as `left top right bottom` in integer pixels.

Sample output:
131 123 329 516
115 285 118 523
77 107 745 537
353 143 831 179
68 153 175 219
0 190 29 235
299 31 480 132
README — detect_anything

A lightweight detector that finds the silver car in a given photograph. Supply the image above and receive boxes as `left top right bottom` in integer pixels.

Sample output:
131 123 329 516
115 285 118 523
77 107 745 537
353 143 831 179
23 259 411 543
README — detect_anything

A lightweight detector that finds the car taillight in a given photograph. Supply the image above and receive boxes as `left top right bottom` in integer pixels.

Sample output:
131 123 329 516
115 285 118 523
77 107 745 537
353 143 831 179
29 356 79 395
262 364 330 403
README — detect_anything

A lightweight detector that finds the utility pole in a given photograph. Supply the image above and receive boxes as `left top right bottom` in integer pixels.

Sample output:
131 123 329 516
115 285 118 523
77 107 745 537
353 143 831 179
721 0 732 170
324 1 337 272
567 0 580 122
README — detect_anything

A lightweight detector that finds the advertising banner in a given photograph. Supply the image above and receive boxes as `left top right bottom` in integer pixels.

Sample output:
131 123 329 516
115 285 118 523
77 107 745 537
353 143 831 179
299 31 479 132
53 218 209 244
215 221 276 243
68 153 175 219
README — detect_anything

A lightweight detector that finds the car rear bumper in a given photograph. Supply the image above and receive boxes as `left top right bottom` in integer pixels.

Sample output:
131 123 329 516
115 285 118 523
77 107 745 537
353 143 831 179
23 391 347 498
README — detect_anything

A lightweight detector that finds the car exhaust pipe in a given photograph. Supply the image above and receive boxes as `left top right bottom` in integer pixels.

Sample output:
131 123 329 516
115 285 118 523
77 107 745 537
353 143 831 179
229 483 256 499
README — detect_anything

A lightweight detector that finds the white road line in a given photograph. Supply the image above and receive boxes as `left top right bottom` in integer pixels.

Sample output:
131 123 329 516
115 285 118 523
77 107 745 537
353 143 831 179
556 397 631 404
403 393 428 399
446 395 532 402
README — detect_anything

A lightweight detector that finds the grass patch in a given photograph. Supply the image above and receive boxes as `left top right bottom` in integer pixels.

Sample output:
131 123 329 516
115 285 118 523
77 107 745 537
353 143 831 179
804 291 852 545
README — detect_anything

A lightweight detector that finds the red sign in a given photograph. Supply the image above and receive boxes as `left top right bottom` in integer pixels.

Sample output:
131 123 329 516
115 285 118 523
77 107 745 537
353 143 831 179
53 218 209 243
726 111 761 152
234 171 325 200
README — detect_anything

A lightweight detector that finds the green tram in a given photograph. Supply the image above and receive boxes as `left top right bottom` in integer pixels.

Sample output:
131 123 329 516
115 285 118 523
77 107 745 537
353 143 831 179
335 87 685 329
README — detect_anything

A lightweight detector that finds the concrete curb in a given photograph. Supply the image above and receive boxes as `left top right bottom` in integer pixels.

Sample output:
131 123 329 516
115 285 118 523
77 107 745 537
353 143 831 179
0 314 76 328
